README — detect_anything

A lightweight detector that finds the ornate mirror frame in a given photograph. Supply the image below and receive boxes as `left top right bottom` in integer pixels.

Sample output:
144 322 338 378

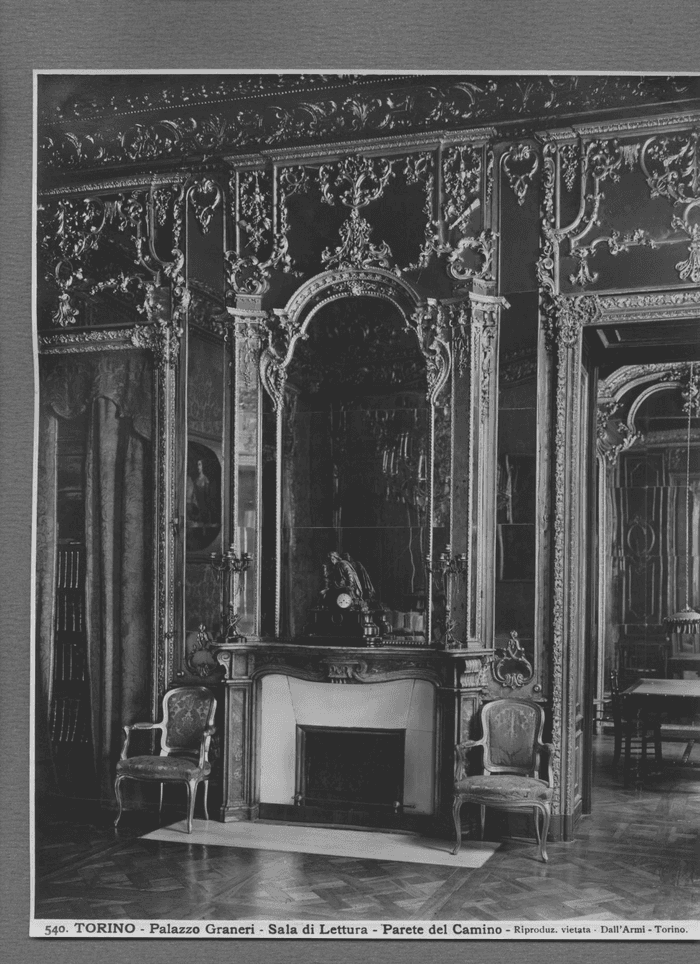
226 268 508 650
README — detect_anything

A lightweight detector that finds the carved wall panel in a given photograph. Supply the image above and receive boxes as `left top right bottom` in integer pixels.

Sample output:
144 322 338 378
37 75 700 838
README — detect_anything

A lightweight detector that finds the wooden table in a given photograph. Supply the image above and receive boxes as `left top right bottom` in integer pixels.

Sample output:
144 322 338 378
622 678 700 785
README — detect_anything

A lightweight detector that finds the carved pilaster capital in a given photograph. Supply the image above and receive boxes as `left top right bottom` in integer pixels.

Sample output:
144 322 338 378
130 315 183 374
543 293 599 353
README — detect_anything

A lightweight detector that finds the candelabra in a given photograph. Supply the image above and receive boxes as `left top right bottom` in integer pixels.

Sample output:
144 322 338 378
210 543 253 643
426 544 468 646
426 544 468 578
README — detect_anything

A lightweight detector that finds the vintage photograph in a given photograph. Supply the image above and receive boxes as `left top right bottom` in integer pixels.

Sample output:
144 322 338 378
32 71 700 935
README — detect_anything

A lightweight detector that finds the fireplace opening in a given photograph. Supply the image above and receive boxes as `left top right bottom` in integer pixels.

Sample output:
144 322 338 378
296 726 405 811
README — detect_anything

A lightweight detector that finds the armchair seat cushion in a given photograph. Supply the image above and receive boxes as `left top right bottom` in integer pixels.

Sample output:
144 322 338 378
116 755 211 780
455 774 552 802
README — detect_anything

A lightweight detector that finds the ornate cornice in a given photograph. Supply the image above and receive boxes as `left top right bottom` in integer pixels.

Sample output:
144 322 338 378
589 287 700 325
39 75 700 178
38 327 142 354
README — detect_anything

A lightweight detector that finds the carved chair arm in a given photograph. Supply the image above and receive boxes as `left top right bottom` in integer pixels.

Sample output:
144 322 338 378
454 739 484 781
120 722 163 760
197 725 218 770
539 742 555 787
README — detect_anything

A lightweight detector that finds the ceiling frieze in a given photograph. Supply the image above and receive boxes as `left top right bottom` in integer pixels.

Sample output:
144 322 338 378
39 75 700 182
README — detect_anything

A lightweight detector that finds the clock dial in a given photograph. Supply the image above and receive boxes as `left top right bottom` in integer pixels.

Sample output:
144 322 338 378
336 592 353 609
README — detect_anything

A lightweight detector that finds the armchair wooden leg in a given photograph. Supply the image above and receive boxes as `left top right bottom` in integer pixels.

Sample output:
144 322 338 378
535 804 550 863
158 783 164 821
479 805 486 840
202 779 210 821
114 775 125 829
185 780 197 834
451 797 463 856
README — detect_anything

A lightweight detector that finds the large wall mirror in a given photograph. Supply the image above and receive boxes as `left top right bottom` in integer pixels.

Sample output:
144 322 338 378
183 318 229 665
254 295 455 646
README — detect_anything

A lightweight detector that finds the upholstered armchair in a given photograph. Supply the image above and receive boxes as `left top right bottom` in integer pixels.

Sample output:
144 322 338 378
114 686 217 833
452 698 554 863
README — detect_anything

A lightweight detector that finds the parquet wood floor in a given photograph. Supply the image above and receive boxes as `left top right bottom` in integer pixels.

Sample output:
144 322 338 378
34 736 699 922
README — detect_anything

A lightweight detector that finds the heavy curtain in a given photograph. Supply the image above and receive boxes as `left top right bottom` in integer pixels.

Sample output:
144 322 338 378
36 351 153 802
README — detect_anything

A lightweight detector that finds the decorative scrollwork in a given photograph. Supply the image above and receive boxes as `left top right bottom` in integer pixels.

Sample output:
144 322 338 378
318 155 395 270
560 143 580 192
185 625 221 678
152 186 174 226
402 152 438 272
130 314 183 374
502 143 539 206
436 144 495 286
671 202 700 282
681 364 700 416
407 302 453 404
238 170 272 251
40 76 694 172
39 191 166 327
225 167 296 296
568 228 655 287
491 631 534 689
641 130 700 204
323 659 369 684
279 165 312 197
321 208 392 270
225 253 273 295
442 145 482 229
318 153 394 209
597 415 644 464
446 230 497 283
259 344 288 412
188 177 222 234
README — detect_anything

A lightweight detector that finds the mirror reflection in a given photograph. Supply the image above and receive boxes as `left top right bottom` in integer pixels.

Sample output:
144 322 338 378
280 297 434 644
597 369 700 715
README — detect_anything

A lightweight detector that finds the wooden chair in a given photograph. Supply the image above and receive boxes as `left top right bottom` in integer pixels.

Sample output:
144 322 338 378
609 670 662 785
618 640 668 688
114 686 217 833
452 698 553 863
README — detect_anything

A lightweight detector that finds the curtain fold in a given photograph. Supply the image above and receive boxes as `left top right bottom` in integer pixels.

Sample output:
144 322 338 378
85 397 152 802
36 350 154 805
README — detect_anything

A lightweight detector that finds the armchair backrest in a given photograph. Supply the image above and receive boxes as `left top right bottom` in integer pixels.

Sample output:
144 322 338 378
480 698 545 777
160 686 217 758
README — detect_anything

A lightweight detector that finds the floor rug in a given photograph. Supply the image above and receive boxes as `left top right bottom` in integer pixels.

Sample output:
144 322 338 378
143 819 499 868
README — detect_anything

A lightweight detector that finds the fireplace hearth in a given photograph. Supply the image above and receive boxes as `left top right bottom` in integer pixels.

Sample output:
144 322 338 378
295 726 405 812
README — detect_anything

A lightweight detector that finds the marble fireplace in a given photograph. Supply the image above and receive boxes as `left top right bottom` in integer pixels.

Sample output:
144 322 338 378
259 676 436 815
